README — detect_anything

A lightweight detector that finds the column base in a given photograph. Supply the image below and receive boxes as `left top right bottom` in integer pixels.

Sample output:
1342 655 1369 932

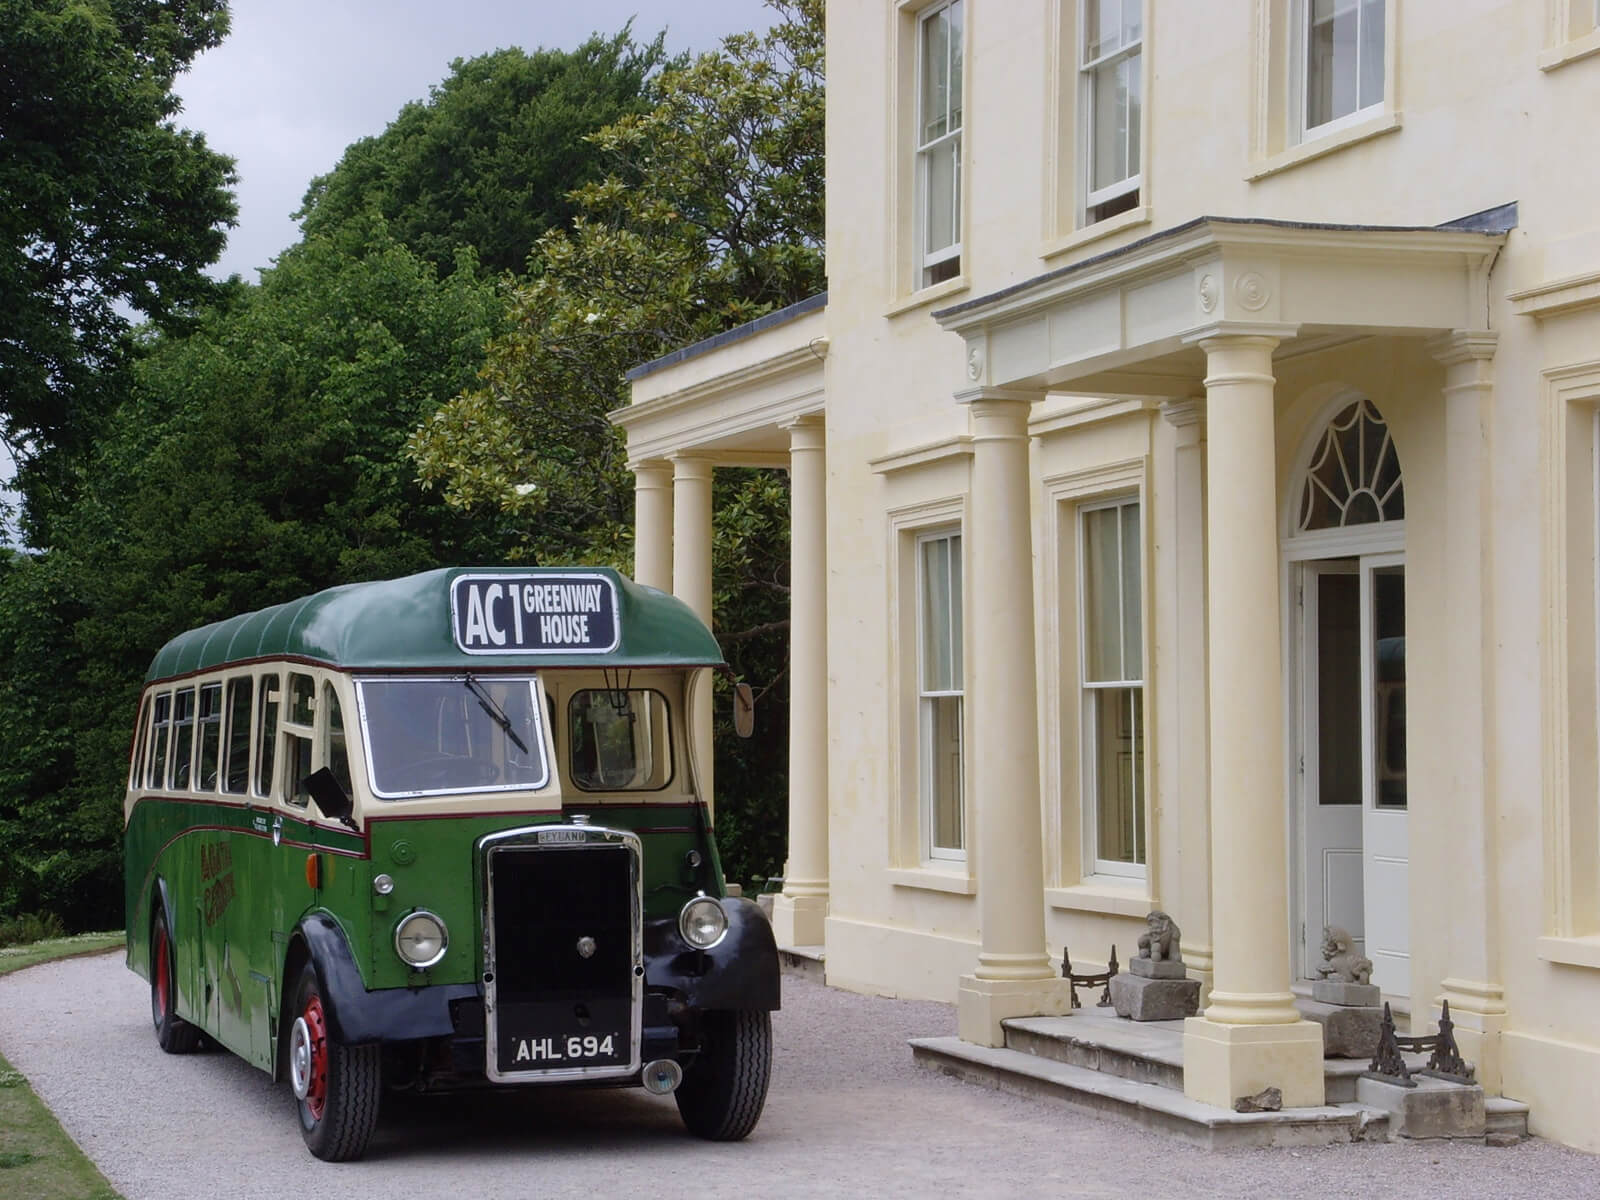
957 974 1076 1048
770 892 828 948
1182 1016 1326 1109
1439 978 1507 1094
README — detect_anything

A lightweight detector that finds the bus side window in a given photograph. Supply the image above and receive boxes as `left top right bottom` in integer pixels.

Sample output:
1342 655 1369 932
222 676 253 794
149 692 172 788
284 672 316 807
322 682 352 799
129 696 151 789
255 674 280 798
171 687 197 790
197 682 223 791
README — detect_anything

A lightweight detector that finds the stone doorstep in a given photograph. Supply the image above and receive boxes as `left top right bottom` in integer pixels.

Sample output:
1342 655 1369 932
777 944 825 981
910 1035 1390 1150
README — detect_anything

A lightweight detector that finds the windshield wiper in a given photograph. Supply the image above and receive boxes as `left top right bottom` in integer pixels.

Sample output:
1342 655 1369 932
463 675 530 754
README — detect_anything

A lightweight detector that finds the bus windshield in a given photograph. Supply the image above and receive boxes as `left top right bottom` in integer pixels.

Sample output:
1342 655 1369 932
357 676 549 798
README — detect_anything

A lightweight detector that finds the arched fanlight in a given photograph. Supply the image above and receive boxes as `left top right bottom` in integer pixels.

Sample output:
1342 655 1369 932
1297 398 1404 532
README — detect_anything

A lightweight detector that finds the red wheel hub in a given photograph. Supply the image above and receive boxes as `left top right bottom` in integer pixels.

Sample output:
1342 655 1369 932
301 994 329 1120
153 927 170 1021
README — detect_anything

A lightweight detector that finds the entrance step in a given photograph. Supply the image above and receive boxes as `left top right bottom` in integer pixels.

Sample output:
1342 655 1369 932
910 1035 1388 1149
911 1003 1523 1147
777 944 824 981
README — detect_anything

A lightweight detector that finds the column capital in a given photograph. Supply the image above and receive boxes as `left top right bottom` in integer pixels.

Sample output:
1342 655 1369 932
953 384 1044 408
1182 321 1300 350
1428 329 1499 367
629 458 673 482
669 451 717 477
1160 398 1206 430
778 412 825 432
781 413 826 453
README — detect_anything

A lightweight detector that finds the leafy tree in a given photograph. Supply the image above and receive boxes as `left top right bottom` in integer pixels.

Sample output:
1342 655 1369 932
409 0 824 883
296 34 671 279
0 0 237 459
0 222 514 928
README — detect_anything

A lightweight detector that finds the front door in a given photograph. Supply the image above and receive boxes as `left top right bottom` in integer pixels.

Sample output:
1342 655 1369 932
1297 554 1409 999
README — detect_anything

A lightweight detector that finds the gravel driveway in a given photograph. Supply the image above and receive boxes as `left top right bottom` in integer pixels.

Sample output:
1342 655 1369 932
2 951 1597 1199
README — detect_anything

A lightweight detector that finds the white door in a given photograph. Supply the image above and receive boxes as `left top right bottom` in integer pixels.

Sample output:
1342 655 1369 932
1361 555 1409 998
1297 554 1409 998
1298 561 1364 980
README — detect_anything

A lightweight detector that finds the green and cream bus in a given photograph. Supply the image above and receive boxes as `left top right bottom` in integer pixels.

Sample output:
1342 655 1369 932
123 566 778 1161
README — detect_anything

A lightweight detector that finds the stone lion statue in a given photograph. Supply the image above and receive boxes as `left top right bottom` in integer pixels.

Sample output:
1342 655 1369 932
1137 910 1181 962
1315 925 1373 984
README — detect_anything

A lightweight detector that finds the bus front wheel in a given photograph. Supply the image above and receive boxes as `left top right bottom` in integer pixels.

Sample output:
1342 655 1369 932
288 963 380 1161
674 1009 772 1141
150 909 201 1054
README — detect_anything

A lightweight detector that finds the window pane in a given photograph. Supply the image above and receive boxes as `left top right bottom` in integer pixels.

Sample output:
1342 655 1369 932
197 683 222 791
130 697 150 788
1082 507 1123 681
1120 503 1143 679
323 683 352 799
1358 0 1384 110
948 0 964 130
924 694 964 851
924 139 959 257
1373 568 1406 810
921 536 954 691
569 689 673 791
149 692 171 789
286 733 313 806
1085 0 1125 61
1307 0 1360 128
171 688 196 790
948 534 964 690
360 677 549 798
223 678 252 794
289 672 315 726
255 676 279 797
921 7 950 143
1092 687 1145 863
1091 60 1131 191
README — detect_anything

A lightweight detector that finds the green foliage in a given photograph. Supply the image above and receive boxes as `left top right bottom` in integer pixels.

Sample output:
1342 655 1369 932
297 33 671 279
0 912 65 949
0 224 516 928
410 0 824 883
0 0 237 457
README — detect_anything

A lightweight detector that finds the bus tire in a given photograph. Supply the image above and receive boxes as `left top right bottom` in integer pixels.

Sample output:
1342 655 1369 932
289 963 380 1162
674 1009 771 1141
150 908 202 1054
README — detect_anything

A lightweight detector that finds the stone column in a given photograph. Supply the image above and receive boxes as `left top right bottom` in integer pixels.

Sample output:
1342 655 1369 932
632 460 674 592
672 454 716 820
1159 399 1214 1005
1430 330 1507 1092
955 390 1074 1046
1181 330 1325 1109
772 417 830 948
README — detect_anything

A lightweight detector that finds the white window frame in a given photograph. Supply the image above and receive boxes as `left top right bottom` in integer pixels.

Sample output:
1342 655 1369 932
1078 495 1146 879
915 0 964 290
1293 0 1386 142
1079 0 1143 225
916 527 966 862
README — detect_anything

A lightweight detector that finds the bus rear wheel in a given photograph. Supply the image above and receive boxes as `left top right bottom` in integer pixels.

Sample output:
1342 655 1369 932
150 908 201 1054
288 963 380 1161
674 1009 771 1141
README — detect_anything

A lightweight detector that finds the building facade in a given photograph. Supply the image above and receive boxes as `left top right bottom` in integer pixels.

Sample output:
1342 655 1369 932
614 0 1600 1149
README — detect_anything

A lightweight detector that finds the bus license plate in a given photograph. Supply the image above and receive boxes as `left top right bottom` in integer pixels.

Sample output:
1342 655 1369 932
505 1031 623 1067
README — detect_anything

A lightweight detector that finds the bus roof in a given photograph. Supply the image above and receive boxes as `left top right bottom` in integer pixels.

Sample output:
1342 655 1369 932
144 567 725 683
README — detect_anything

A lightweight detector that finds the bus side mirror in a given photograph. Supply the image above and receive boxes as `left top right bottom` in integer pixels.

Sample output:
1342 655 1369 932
733 682 755 739
303 767 354 822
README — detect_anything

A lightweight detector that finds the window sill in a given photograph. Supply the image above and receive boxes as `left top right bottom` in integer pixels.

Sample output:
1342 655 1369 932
1536 934 1600 970
1245 111 1403 182
1540 29 1600 71
1040 206 1152 262
1045 882 1151 917
885 276 970 319
888 866 977 895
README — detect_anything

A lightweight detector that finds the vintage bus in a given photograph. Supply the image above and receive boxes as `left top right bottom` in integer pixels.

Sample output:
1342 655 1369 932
123 566 777 1161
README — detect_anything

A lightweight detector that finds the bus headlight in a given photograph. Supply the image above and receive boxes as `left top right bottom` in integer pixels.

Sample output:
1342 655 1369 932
394 909 448 968
678 895 728 949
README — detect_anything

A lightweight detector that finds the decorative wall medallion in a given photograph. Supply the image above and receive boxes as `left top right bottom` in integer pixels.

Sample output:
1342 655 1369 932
1198 273 1218 313
1235 270 1270 312
967 344 985 382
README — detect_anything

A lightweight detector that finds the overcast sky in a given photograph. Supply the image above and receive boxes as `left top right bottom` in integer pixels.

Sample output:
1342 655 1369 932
0 2 777 543
175 0 778 282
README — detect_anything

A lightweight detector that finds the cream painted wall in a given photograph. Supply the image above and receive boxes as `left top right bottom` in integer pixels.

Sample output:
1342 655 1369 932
808 0 1600 1149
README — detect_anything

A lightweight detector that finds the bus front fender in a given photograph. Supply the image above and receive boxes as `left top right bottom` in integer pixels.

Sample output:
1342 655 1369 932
296 912 477 1045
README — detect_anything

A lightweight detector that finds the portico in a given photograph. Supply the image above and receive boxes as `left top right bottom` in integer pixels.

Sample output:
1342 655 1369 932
932 215 1509 1108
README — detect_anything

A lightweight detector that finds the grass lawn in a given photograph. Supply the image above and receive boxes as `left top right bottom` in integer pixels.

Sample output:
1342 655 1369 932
0 932 126 1200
